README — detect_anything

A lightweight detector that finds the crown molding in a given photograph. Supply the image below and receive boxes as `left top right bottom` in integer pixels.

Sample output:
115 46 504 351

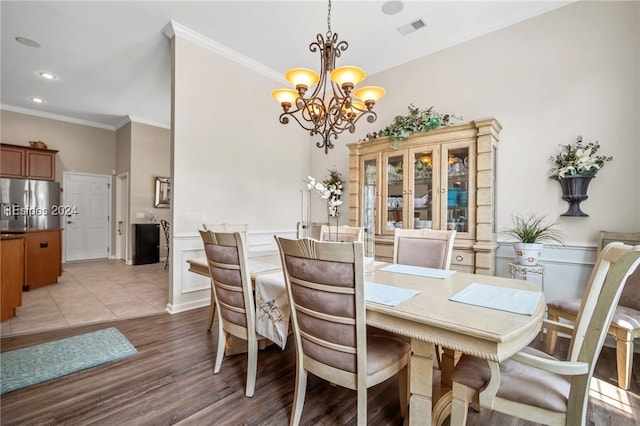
114 115 170 130
162 20 283 83
1 104 117 130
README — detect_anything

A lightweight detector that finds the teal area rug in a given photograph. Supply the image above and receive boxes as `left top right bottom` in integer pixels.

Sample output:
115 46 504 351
1 327 137 394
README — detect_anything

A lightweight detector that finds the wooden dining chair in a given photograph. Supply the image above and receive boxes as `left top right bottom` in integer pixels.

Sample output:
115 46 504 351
275 236 411 426
202 223 248 331
160 219 170 270
296 221 328 240
391 228 457 371
319 225 363 242
393 228 456 269
448 242 640 426
545 231 640 390
199 229 264 397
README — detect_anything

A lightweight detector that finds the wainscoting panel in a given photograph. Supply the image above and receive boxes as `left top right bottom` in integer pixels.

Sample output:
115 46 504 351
167 229 296 314
496 242 597 303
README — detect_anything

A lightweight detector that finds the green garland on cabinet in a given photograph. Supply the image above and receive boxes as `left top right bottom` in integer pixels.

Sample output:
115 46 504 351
363 104 462 149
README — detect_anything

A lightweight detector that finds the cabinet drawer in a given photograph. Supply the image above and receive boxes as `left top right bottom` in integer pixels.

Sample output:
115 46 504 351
451 249 474 267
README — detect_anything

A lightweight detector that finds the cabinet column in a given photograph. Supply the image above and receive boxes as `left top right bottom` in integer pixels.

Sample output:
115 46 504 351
473 119 502 276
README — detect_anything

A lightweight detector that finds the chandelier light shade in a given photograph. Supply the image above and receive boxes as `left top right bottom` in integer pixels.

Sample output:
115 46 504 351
271 0 385 153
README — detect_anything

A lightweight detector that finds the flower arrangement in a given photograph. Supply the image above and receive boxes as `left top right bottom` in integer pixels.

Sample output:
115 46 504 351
306 168 344 218
363 104 461 149
549 135 613 179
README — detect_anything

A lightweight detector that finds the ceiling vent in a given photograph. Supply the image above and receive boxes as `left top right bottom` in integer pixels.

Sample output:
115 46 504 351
397 19 427 36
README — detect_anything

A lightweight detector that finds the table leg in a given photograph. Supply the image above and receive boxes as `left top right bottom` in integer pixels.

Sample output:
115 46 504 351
409 338 434 425
440 348 458 387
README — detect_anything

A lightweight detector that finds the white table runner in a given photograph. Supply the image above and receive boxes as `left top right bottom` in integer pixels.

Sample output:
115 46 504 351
254 271 289 349
249 260 281 274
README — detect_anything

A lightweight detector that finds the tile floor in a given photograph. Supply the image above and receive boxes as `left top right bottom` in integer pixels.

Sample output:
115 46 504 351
0 260 169 337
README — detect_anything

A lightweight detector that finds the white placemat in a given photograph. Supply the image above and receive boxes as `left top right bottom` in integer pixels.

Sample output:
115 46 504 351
365 282 421 307
380 263 455 279
449 282 542 315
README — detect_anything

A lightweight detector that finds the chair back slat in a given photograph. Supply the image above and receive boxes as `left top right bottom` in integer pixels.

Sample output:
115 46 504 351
199 230 255 336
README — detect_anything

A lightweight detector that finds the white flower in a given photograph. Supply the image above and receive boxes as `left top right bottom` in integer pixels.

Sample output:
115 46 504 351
305 171 344 218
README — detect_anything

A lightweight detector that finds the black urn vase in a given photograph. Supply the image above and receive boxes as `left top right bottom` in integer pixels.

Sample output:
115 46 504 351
557 175 594 217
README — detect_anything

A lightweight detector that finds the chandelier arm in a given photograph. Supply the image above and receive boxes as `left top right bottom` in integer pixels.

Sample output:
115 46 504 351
279 111 323 132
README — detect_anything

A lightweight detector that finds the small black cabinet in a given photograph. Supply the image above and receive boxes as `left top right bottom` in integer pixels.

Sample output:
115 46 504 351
133 223 159 265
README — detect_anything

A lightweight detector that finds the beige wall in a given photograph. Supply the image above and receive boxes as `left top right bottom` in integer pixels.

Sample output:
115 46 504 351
116 121 171 262
168 32 309 311
333 0 640 245
1 109 116 182
171 35 308 236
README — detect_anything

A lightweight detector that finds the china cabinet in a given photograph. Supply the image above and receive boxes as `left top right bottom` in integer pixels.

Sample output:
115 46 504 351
347 118 501 275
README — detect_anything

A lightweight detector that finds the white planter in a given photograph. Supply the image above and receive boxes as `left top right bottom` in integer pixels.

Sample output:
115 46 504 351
513 242 544 266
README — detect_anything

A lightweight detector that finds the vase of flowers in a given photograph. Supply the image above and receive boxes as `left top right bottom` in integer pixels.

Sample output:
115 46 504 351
549 135 613 217
306 168 344 240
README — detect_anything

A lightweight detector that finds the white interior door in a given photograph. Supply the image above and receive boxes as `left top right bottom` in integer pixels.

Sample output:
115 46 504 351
115 173 129 262
63 172 111 262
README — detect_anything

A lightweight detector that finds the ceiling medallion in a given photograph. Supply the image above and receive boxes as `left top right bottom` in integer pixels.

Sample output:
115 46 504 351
271 0 385 154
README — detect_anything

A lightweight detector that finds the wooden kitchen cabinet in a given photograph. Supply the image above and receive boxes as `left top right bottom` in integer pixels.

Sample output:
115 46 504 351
1 143 58 180
347 119 501 275
1 235 25 321
25 230 62 290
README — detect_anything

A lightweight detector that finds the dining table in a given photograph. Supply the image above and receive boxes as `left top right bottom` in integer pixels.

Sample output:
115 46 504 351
187 255 545 426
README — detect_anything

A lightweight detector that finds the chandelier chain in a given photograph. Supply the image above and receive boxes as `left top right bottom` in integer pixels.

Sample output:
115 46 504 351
326 0 332 37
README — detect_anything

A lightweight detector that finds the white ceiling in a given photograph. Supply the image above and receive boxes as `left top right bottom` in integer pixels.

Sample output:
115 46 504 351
1 1 572 130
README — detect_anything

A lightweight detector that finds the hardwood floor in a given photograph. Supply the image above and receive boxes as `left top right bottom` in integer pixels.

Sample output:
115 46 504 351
1 307 638 425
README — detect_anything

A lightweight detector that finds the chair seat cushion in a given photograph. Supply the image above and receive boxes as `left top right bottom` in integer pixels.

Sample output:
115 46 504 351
548 298 640 331
452 350 571 413
366 334 411 376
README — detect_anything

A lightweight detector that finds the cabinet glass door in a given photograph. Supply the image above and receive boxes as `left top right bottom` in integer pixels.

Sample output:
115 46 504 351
444 146 470 233
362 158 377 257
383 153 406 235
412 149 436 231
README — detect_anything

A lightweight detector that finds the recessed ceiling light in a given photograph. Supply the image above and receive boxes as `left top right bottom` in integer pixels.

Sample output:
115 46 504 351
30 97 44 103
39 71 56 80
382 1 404 16
15 36 41 48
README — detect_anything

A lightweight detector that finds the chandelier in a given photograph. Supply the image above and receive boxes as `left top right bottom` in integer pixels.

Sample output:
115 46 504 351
271 0 385 154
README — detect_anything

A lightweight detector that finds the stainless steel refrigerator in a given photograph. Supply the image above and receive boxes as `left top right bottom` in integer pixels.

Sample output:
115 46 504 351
1 178 61 231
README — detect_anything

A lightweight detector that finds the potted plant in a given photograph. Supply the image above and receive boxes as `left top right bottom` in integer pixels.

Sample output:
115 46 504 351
502 213 565 266
549 135 613 216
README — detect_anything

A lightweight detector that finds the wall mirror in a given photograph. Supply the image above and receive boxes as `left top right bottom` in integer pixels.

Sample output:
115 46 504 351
154 177 171 208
